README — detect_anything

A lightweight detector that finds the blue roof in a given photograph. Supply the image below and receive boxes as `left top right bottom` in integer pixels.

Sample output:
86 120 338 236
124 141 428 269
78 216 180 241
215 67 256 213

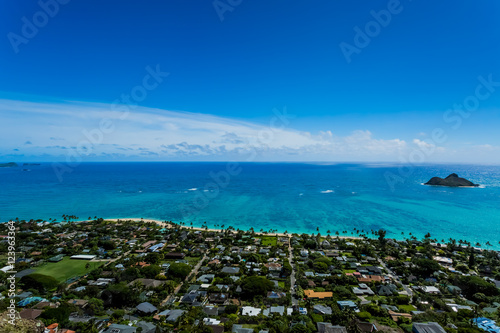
474 317 500 333
17 297 47 307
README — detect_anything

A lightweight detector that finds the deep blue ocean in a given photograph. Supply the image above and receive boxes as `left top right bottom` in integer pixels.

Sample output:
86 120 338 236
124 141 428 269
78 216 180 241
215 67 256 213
1 162 499 248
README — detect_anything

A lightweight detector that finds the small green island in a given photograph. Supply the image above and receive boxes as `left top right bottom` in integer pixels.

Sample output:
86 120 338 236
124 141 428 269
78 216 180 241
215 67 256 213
0 162 18 168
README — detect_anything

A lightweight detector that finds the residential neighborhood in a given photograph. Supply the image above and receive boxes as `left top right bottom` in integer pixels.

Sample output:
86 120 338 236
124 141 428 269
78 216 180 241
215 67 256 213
1 218 500 333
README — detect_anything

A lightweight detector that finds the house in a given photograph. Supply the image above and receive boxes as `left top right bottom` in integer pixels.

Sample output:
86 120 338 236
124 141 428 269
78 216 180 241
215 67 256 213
412 322 447 333
88 278 114 287
197 274 215 284
182 291 200 304
446 303 472 312
381 304 398 312
474 317 500 333
263 306 285 316
358 322 378 332
447 285 462 295
70 255 96 260
337 301 359 312
353 284 374 296
357 275 384 283
221 266 240 274
241 306 262 316
164 252 185 259
18 297 48 307
433 256 453 266
304 290 333 299
377 284 397 296
208 293 228 304
233 324 254 333
68 299 88 308
102 324 137 333
204 318 221 325
19 308 43 320
317 322 348 333
358 266 382 275
321 240 331 248
267 291 286 299
49 254 64 262
136 302 158 314
16 291 33 300
45 323 61 333
136 321 157 333
148 243 165 252
313 304 332 315
203 306 220 316
421 286 440 294
388 311 412 322
130 278 165 289
154 309 186 322
264 263 282 271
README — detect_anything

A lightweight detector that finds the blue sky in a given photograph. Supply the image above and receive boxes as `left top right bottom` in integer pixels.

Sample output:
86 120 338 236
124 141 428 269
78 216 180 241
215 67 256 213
1 0 499 162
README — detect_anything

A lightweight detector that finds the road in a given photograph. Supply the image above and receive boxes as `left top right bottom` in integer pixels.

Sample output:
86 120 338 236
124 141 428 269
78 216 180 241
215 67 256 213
160 253 207 306
378 258 413 300
288 235 299 306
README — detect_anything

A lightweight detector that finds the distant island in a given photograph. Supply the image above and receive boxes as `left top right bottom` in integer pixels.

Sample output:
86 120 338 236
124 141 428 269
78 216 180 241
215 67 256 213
0 162 18 168
425 173 479 187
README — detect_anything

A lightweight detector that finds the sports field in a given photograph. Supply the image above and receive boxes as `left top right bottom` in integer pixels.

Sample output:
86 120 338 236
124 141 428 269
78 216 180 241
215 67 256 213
34 257 107 283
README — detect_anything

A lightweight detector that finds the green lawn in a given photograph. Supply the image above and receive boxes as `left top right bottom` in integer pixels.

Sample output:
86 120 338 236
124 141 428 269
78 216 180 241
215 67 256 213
34 257 106 283
162 256 201 266
260 236 277 246
242 324 259 329
398 304 417 312
278 281 285 289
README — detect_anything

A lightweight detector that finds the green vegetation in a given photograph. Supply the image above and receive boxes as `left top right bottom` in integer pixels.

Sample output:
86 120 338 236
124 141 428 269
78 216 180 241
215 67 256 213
241 276 274 299
20 273 58 292
397 304 416 312
34 257 106 282
259 235 277 246
168 262 191 280
0 162 18 168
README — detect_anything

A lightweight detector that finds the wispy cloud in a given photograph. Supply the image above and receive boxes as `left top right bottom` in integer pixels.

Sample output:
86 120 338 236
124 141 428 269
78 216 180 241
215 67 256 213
0 98 454 162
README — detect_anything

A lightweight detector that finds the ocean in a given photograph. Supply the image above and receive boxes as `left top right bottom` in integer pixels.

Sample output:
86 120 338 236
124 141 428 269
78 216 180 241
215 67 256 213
1 162 499 248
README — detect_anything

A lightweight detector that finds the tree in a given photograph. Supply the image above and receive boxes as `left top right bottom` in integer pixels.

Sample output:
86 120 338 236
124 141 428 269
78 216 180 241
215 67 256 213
141 265 161 279
240 276 274 299
313 261 328 273
290 324 309 333
377 229 386 246
86 298 105 316
225 304 238 314
20 274 58 292
469 251 475 268
102 283 138 308
40 306 70 327
414 258 440 276
145 252 161 264
168 263 191 280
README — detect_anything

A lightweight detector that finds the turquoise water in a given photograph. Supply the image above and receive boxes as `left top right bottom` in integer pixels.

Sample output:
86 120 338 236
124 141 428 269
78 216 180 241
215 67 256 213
1 162 499 248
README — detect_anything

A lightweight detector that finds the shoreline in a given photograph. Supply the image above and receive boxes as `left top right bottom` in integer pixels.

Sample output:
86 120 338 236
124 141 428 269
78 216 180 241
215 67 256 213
77 217 364 240
2 217 496 249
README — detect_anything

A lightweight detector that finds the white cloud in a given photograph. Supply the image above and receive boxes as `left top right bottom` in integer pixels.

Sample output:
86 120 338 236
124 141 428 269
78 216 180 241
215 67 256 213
0 98 410 161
